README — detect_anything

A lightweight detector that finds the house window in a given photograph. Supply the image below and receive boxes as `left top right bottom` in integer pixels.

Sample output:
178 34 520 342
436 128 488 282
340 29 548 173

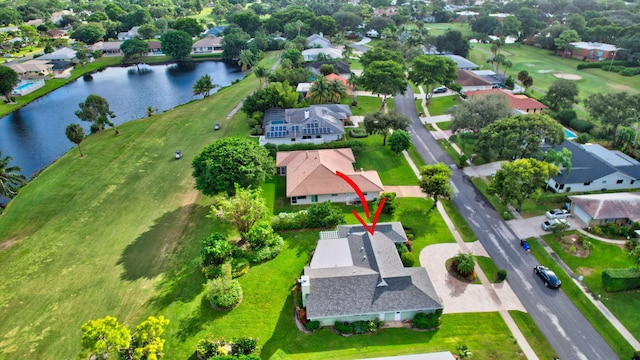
616 180 623 184
303 135 311 139
279 166 286 175
602 180 607 184
554 182 559 189
331 194 338 197
316 135 321 138
632 180 635 185
311 195 318 203
291 138 296 141
583 181 591 186
559 184 564 190
363 192 368 196
291 197 297 204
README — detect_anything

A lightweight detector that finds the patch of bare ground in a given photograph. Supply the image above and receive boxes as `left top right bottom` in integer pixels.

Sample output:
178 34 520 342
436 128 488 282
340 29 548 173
577 267 594 277
0 237 19 251
559 233 591 258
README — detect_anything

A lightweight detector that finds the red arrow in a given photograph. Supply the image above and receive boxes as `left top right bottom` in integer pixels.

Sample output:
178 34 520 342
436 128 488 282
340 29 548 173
336 171 386 235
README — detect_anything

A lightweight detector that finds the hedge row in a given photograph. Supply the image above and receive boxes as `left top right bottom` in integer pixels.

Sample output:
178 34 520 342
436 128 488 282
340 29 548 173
577 60 629 69
265 140 364 158
602 268 640 292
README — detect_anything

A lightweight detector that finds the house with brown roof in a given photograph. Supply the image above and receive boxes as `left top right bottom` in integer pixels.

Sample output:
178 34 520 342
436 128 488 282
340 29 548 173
43 30 67 38
276 148 383 205
191 37 222 54
3 60 53 79
454 70 494 92
568 193 640 227
88 41 122 55
464 88 548 114
300 222 442 326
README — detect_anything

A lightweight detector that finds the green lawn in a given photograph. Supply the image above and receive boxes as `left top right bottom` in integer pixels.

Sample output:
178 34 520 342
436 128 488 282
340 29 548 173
527 238 636 359
426 96 460 116
441 199 477 243
509 311 559 360
541 232 640 339
477 256 501 283
470 177 513 220
425 22 476 38
436 121 453 131
343 95 384 116
352 134 420 186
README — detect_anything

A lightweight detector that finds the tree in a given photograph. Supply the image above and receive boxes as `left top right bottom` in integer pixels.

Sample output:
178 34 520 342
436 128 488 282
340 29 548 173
453 251 476 276
205 263 243 308
211 184 267 241
451 93 512 133
192 137 274 196
544 147 572 177
200 232 232 267
241 81 300 118
489 53 505 73
222 27 250 60
488 158 559 211
253 66 270 87
311 15 338 37
193 74 216 98
319 64 335 76
281 48 303 68
171 17 202 37
75 95 118 134
517 70 534 92
555 30 581 58
65 124 85 158
70 23 106 44
585 92 640 144
160 30 192 60
237 49 255 72
128 315 170 360
546 79 579 111
471 16 500 35
359 47 403 68
137 23 157 40
363 111 410 145
0 151 27 199
435 30 470 57
80 316 131 359
408 55 457 103
497 16 521 38
332 12 362 31
230 11 261 37
475 114 565 162
365 16 396 34
0 8 23 26
120 38 149 61
309 77 346 104
359 60 407 108
419 163 453 205
388 129 412 155
0 66 19 101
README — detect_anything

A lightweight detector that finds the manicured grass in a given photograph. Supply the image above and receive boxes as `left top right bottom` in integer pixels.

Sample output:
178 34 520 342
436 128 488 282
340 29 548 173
468 48 492 70
477 256 501 283
436 139 460 162
353 135 421 186
541 232 640 338
470 177 513 220
407 146 426 170
0 52 276 360
348 58 363 71
425 22 476 38
437 120 453 130
426 96 460 116
509 311 559 360
474 43 640 104
527 238 636 359
518 191 571 218
343 95 384 116
441 199 477 242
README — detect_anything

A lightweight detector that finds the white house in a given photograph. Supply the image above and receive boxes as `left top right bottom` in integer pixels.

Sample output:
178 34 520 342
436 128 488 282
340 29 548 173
260 104 349 146
546 141 640 193
191 37 223 54
117 26 140 41
306 33 333 48
301 48 343 61
275 148 383 205
366 29 380 38
300 222 442 326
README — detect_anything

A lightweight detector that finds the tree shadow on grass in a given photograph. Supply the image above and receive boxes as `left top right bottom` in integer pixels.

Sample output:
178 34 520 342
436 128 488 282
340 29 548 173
260 293 439 359
175 295 227 342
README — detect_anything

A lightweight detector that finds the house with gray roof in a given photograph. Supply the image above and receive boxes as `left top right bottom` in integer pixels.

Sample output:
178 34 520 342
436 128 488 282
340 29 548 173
306 33 333 48
568 193 640 227
260 105 349 146
300 222 442 326
546 141 640 193
441 54 479 70
37 47 77 62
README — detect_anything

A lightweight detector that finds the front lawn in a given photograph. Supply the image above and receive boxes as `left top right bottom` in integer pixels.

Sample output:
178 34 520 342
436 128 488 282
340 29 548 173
441 199 477 242
353 134 420 186
426 96 460 116
477 256 501 283
470 177 513 220
343 95 384 116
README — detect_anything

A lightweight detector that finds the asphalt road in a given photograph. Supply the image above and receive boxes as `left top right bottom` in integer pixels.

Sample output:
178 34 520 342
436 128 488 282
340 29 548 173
394 88 618 360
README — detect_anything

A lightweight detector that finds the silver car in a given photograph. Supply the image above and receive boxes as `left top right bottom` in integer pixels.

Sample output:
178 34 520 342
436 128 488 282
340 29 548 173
545 209 571 219
541 218 570 231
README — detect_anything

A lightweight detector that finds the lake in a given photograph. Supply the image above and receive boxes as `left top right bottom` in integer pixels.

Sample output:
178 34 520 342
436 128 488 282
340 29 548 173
0 60 244 179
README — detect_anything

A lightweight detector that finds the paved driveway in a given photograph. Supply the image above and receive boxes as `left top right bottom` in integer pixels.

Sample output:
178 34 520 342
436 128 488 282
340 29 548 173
509 215 587 240
420 241 526 314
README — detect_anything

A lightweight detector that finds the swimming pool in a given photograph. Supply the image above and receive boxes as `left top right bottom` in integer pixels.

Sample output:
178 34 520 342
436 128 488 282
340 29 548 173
564 128 577 140
12 80 45 96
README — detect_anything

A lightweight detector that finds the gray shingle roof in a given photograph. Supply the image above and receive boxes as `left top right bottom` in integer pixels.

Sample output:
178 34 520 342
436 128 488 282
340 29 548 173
569 193 640 222
263 105 349 139
304 222 442 319
442 54 479 69
548 141 630 184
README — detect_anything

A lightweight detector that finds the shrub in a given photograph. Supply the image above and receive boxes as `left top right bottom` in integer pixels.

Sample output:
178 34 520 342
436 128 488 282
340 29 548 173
231 336 259 356
413 312 441 329
497 269 508 281
245 222 284 264
334 321 353 334
377 192 397 214
205 263 244 308
555 108 577 126
195 336 226 359
305 320 320 332
401 251 415 267
352 320 369 334
619 68 640 76
602 267 640 292
201 232 233 267
231 257 250 278
504 75 514 89
275 140 364 154
396 242 408 254
306 201 345 228
271 210 308 231
201 264 223 279
569 118 594 133
349 128 369 138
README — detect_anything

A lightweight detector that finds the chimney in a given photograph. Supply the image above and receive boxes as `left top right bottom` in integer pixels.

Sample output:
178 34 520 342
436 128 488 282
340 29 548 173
304 110 310 119
299 275 310 307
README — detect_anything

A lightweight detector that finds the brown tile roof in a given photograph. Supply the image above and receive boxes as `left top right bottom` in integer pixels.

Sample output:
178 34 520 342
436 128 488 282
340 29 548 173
464 88 547 111
276 148 383 197
455 70 493 86
324 73 351 88
569 193 640 222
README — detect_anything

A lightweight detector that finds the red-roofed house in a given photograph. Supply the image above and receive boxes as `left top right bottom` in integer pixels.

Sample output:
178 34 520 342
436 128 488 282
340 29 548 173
464 88 548 114
276 148 384 205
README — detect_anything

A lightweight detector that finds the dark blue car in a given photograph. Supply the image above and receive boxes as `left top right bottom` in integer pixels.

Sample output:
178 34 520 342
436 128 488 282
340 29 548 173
534 265 561 288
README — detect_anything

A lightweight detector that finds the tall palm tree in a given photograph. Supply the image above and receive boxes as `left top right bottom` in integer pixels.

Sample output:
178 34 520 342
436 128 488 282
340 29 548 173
328 79 347 103
308 77 333 104
66 123 86 158
253 65 271 87
0 151 27 199
238 50 255 72
193 74 216 97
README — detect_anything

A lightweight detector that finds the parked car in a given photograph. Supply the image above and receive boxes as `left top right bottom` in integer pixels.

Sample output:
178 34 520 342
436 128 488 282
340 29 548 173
546 208 571 219
534 265 561 288
541 218 570 231
214 122 220 131
433 86 448 94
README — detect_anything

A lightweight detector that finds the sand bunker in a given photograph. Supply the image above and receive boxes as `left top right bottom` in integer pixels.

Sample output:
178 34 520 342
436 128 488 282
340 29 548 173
553 72 582 80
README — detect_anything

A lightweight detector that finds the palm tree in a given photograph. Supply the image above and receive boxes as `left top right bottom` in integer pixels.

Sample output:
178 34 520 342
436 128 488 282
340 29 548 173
65 123 86 158
238 50 255 72
253 65 271 87
328 79 347 103
341 46 354 60
308 77 332 104
0 151 27 199
453 251 476 277
193 74 216 97
502 60 513 75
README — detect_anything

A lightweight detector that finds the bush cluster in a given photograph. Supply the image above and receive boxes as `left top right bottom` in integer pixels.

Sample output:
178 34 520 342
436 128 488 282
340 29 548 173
591 222 640 239
305 320 320 332
195 337 227 359
231 337 259 357
413 311 442 329
401 252 415 267
333 320 380 334
377 192 397 214
602 268 640 292
569 118 594 133
334 321 353 334
272 210 308 231
271 202 345 230
619 68 640 76
497 269 508 281
577 60 629 69
349 128 368 138
245 222 284 264
206 273 244 309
